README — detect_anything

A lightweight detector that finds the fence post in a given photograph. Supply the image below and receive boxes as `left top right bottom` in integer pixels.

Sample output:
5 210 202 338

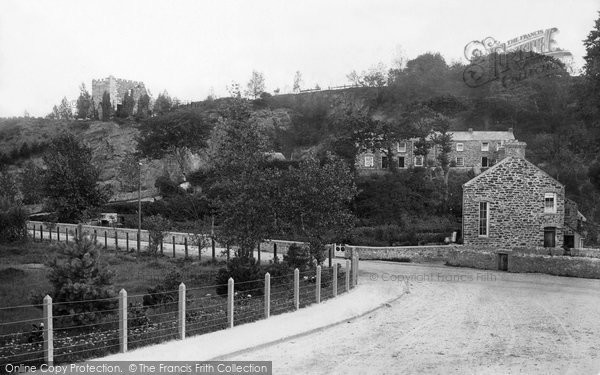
345 260 350 292
40 225 43 241
333 264 338 297
43 295 53 365
65 228 68 244
227 278 234 328
329 244 333 268
56 226 60 242
178 283 186 339
126 232 129 251
353 254 359 286
226 244 230 262
264 272 270 319
74 227 77 239
115 231 118 251
160 238 163 256
211 238 216 261
33 225 36 241
172 236 176 258
104 231 107 249
294 268 299 310
198 237 202 260
136 233 140 253
184 237 188 259
257 243 261 263
119 289 127 353
273 243 277 260
49 226 52 241
94 229 97 244
316 266 321 304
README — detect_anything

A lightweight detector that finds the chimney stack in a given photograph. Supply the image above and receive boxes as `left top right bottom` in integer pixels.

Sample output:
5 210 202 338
503 141 527 160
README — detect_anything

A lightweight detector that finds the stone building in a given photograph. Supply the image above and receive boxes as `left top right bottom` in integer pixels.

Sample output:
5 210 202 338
91 75 149 118
462 141 585 249
356 128 515 174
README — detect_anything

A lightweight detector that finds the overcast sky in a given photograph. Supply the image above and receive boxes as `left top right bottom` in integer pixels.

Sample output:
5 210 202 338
0 0 598 117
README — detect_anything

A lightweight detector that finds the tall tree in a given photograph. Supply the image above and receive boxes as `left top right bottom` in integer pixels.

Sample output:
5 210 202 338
153 90 173 115
137 93 150 118
42 133 111 222
100 91 112 121
118 90 135 118
246 70 266 99
19 161 44 204
136 109 212 176
58 97 73 120
583 11 600 113
293 71 303 93
76 83 92 119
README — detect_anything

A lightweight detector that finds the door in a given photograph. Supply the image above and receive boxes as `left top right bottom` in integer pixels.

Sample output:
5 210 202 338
398 157 405 168
544 227 556 248
497 253 508 271
563 235 574 249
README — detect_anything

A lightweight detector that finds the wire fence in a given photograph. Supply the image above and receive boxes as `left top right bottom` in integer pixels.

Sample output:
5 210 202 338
0 260 358 368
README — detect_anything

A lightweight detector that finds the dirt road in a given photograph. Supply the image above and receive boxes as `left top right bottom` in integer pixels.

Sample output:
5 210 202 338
227 261 600 374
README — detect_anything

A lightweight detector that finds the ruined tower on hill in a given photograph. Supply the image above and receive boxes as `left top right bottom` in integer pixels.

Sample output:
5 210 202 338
91 75 149 118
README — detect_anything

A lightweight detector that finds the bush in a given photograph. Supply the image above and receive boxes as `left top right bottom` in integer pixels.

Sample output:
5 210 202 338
142 214 172 256
142 270 182 306
283 244 312 271
45 227 117 325
215 257 263 296
0 206 28 243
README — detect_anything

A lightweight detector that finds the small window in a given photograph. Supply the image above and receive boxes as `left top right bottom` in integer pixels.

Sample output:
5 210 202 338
544 193 556 213
456 143 464 152
479 202 489 237
414 155 424 167
456 157 464 167
364 156 374 168
482 156 489 167
382 156 389 169
398 142 407 153
398 156 405 168
481 142 489 152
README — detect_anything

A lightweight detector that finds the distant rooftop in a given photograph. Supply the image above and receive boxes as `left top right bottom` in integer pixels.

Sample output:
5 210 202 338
449 129 515 141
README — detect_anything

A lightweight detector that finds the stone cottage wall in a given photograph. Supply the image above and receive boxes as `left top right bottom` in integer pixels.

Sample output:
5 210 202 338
463 157 565 248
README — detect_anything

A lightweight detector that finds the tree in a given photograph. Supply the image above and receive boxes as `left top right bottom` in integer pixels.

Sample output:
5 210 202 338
118 90 135 118
430 115 453 205
100 91 112 121
136 109 212 176
46 227 116 325
583 12 600 112
42 133 111 222
117 152 142 192
143 214 172 256
153 90 173 115
19 161 44 204
0 169 21 207
58 97 73 120
76 83 92 119
293 71 303 93
246 70 266 99
137 93 150 118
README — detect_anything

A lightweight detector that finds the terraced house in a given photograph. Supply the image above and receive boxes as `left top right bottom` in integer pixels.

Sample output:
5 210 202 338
462 141 586 249
356 128 516 174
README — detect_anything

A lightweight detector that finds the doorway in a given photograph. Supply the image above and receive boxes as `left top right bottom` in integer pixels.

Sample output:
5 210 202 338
497 253 508 271
544 227 556 248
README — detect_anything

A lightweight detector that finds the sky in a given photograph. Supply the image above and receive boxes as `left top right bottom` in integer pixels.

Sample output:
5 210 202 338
0 0 598 117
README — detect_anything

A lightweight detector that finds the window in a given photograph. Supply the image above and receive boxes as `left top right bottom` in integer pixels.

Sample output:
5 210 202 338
398 142 407 153
544 193 557 213
482 157 489 167
456 157 464 167
479 202 489 237
481 142 489 152
414 155 424 167
382 156 389 169
364 156 374 168
398 156 405 168
456 143 464 152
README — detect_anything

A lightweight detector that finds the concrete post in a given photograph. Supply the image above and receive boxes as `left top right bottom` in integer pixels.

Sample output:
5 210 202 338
118 289 127 353
345 260 350 292
227 278 234 328
294 268 299 310
333 265 338 297
316 266 321 304
43 295 53 365
264 273 270 319
178 283 186 339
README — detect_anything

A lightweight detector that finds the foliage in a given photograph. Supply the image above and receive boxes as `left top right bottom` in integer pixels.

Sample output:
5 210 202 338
0 169 21 206
117 152 141 192
42 133 111 223
246 70 266 99
153 91 173 115
142 214 172 256
19 161 44 204
293 71 303 93
137 93 151 118
142 270 181 306
76 84 92 119
283 244 312 272
583 11 600 114
136 109 212 175
215 257 263 296
0 206 28 243
117 90 135 118
46 227 117 325
100 91 112 121
58 97 73 120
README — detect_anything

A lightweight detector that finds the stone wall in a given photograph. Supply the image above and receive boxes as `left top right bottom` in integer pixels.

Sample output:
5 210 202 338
445 248 498 270
508 253 600 279
91 76 148 117
346 245 453 263
463 157 565 248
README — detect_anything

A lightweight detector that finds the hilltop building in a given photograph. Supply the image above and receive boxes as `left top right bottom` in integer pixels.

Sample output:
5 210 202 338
462 141 586 249
356 128 516 174
91 76 149 118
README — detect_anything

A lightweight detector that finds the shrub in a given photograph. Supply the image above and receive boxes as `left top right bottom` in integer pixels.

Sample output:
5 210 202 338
215 257 263 296
142 270 182 306
45 226 117 325
0 206 28 243
283 244 312 271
